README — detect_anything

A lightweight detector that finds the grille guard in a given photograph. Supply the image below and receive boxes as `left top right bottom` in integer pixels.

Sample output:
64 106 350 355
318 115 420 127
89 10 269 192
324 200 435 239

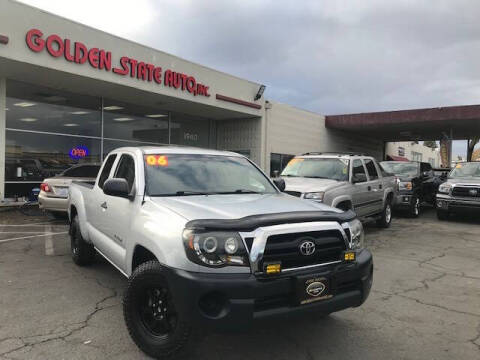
239 221 350 274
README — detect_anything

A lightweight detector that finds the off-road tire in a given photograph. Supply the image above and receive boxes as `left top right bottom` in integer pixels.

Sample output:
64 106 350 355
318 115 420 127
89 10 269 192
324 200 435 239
376 199 393 228
70 215 96 266
409 196 420 218
436 209 449 221
123 260 191 359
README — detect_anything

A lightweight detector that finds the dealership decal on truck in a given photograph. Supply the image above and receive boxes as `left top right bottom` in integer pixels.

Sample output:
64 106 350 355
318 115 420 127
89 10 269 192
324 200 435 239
25 28 210 97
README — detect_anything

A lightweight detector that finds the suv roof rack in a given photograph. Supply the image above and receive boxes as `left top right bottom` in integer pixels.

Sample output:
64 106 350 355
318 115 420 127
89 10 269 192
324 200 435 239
301 152 369 157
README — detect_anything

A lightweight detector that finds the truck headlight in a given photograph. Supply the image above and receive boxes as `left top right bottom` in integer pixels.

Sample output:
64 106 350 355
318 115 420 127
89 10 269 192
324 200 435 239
304 192 325 201
398 181 413 191
182 230 249 267
438 183 452 194
347 219 364 250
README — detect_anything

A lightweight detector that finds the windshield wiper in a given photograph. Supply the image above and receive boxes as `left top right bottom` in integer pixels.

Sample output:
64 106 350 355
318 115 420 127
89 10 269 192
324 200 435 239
281 174 297 177
302 176 331 179
175 190 212 196
216 189 263 194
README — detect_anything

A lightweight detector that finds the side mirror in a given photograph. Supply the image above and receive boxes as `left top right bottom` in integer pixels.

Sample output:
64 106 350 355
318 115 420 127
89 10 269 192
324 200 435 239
422 171 429 177
272 178 286 192
103 178 131 199
352 173 367 183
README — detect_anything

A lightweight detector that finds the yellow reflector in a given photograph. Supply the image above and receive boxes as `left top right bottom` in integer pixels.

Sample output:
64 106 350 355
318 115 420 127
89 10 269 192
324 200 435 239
266 263 281 274
344 252 355 261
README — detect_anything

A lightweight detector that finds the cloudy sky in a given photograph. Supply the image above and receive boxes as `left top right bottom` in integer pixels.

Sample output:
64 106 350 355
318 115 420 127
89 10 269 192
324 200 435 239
19 0 480 156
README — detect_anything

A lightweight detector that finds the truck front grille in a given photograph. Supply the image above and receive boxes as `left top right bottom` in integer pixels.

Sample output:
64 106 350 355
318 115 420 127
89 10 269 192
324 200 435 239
259 230 346 271
452 186 480 198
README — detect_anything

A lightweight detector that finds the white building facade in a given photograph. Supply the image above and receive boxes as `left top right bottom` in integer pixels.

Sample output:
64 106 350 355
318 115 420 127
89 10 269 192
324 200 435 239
385 142 441 167
0 0 384 200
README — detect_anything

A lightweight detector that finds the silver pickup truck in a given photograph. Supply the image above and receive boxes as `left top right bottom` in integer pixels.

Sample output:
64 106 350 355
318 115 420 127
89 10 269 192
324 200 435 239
436 161 480 220
68 146 373 359
280 153 397 227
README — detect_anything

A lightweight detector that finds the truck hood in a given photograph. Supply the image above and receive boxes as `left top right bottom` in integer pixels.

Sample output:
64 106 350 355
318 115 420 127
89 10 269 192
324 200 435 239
149 193 341 221
447 177 480 185
283 177 346 193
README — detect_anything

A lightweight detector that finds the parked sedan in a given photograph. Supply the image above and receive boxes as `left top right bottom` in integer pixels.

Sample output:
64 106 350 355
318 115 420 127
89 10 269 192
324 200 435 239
38 164 100 217
380 161 437 217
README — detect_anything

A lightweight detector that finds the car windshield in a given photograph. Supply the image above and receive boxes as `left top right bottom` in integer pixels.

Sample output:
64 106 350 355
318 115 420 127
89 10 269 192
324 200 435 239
281 158 349 181
144 154 277 196
449 162 480 179
380 162 419 177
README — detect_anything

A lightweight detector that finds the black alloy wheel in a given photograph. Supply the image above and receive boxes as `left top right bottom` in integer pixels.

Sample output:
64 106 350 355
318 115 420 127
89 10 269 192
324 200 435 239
139 287 178 338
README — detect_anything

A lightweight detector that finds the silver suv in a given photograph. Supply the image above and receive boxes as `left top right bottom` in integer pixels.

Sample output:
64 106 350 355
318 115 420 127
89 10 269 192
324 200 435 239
280 152 397 227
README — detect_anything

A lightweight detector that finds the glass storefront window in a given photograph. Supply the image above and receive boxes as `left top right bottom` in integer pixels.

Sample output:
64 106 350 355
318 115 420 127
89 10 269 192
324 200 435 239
170 112 210 148
2 81 222 199
5 130 101 197
103 99 169 144
6 81 102 137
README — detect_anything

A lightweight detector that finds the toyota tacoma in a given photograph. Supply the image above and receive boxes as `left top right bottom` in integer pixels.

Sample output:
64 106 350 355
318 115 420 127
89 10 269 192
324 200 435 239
68 146 373 359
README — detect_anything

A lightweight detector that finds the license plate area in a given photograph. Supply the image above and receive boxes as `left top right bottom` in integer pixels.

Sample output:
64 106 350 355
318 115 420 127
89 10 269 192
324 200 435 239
295 275 332 305
53 187 69 197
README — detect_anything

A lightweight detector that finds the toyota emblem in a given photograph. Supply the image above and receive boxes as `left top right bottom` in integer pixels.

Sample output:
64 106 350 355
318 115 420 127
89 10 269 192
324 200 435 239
299 240 316 256
469 189 478 196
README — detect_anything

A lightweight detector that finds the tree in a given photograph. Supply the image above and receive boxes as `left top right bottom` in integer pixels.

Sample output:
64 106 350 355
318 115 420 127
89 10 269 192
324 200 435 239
467 137 479 161
423 140 437 149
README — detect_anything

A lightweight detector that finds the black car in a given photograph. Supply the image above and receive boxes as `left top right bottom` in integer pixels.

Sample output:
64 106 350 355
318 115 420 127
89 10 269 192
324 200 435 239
380 161 437 217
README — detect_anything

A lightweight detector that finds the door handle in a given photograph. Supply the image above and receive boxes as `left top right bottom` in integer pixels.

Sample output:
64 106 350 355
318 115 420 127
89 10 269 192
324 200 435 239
100 202 108 210
379 184 383 189
367 186 372 191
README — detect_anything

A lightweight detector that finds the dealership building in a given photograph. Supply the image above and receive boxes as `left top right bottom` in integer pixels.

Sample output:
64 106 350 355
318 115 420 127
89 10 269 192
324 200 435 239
0 0 386 200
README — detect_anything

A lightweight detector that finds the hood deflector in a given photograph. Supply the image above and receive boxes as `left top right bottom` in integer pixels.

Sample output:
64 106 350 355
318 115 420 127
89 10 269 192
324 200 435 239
185 210 356 232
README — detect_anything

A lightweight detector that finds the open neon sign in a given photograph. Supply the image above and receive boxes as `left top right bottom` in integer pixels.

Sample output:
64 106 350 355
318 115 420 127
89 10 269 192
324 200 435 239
69 146 89 160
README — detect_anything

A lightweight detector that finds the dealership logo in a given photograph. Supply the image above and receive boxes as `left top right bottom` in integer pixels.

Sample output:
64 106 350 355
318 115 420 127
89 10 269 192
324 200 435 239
306 281 326 297
299 239 316 256
69 146 89 160
25 29 210 97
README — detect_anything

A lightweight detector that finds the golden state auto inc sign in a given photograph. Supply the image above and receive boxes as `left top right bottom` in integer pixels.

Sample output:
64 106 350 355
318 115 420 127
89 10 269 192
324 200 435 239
25 28 210 97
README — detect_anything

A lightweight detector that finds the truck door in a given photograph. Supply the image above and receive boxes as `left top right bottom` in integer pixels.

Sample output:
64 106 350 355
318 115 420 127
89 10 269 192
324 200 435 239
363 158 384 215
350 159 371 217
94 153 137 272
87 153 117 234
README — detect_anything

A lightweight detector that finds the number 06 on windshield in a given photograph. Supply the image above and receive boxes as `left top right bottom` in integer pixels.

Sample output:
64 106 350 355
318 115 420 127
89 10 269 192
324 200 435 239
145 155 169 167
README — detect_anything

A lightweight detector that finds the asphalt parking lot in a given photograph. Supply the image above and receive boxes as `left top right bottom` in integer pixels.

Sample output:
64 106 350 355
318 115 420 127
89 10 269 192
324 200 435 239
0 208 479 360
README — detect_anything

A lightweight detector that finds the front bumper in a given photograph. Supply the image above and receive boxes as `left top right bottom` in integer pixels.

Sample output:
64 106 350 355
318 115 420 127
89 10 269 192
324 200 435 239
38 192 68 212
394 193 414 209
436 193 480 211
164 249 373 330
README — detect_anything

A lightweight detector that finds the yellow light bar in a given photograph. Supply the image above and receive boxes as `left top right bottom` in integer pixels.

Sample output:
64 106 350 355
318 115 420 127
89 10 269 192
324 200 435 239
344 251 356 261
266 263 281 274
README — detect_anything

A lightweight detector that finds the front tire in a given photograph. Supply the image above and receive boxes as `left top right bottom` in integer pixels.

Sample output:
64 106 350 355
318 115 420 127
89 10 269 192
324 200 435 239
376 199 393 228
70 215 96 266
123 261 191 359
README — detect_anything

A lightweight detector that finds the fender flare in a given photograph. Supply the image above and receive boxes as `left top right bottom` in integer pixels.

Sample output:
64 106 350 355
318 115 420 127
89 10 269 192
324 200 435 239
332 195 353 210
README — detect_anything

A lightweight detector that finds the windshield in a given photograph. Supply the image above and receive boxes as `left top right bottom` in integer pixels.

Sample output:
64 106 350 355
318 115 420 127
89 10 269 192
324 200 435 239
449 162 480 179
380 162 419 177
144 154 277 196
281 158 349 181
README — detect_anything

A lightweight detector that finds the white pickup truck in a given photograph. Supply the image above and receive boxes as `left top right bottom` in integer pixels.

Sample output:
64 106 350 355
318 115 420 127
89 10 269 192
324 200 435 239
68 146 373 359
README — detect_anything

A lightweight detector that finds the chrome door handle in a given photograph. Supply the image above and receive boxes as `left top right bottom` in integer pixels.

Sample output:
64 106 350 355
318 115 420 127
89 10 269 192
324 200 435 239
100 202 108 209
